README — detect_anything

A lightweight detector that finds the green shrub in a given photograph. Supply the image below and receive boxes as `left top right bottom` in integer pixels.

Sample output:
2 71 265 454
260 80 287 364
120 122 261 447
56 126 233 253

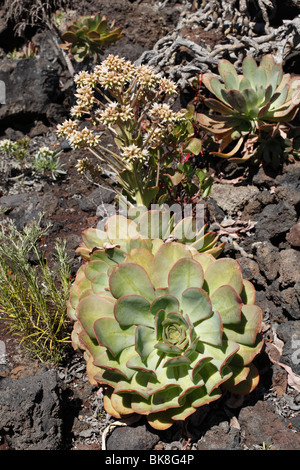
0 215 72 364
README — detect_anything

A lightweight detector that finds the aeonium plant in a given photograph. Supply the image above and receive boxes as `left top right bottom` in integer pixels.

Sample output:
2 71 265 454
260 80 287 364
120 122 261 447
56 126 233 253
197 54 300 168
68 209 263 431
57 54 203 208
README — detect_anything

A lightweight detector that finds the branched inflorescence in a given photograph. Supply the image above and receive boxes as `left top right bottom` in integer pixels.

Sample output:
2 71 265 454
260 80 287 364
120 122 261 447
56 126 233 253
57 54 199 207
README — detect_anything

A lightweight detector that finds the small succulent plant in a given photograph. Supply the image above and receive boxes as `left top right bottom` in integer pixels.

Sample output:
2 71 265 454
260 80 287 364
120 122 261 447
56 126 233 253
68 210 263 430
60 14 123 62
197 54 300 166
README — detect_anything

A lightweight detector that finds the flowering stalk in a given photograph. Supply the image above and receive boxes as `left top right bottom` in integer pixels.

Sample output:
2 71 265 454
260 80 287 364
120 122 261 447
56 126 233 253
57 55 202 207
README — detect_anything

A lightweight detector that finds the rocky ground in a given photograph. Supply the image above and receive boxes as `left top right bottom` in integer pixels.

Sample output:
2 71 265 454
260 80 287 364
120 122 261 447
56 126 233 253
0 0 299 451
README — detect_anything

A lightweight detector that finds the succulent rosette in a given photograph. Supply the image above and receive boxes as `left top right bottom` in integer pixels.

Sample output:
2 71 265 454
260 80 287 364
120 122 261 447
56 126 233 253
197 54 300 165
68 210 263 430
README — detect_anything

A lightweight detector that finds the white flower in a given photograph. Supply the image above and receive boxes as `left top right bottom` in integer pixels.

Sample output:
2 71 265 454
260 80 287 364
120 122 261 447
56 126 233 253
68 128 100 149
149 103 176 123
57 120 79 138
74 71 97 88
76 157 90 174
122 144 149 163
0 139 19 153
75 85 95 108
96 103 134 125
159 77 177 95
94 55 135 90
136 65 159 89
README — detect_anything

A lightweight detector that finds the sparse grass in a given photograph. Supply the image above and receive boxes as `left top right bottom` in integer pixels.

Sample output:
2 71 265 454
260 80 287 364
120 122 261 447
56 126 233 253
0 214 72 364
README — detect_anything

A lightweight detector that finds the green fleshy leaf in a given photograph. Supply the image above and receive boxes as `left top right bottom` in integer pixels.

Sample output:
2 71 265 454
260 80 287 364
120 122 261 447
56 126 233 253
127 349 160 376
125 248 155 283
188 351 212 380
130 394 152 416
192 232 219 252
185 384 221 409
204 258 243 295
95 368 126 389
168 258 204 298
171 217 197 244
242 56 258 88
210 285 242 324
204 98 234 114
137 210 173 240
78 329 106 359
150 387 181 413
94 317 136 356
109 262 155 301
269 83 289 110
210 77 229 104
218 59 239 85
192 253 215 273
154 341 181 355
194 311 222 346
105 215 138 247
224 71 239 91
230 334 264 366
127 237 152 252
163 355 191 367
142 186 160 208
76 294 115 339
253 66 267 89
151 295 180 316
136 325 156 361
85 260 109 280
240 279 256 305
114 371 151 399
239 77 252 91
200 362 232 394
154 243 192 288
183 137 202 155
181 287 212 324
81 227 108 250
223 304 262 346
242 88 259 110
264 84 273 103
110 392 133 417
202 340 239 374
225 89 248 113
89 247 126 266
114 294 153 327
222 363 260 395
268 70 281 95
93 346 136 380
91 272 109 293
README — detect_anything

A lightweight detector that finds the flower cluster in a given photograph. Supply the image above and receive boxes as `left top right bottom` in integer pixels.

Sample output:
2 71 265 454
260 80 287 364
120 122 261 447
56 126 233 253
74 86 96 109
34 146 55 160
57 120 79 139
135 64 159 90
94 55 135 91
96 102 135 125
149 103 186 124
121 144 149 163
0 139 19 153
159 77 177 95
67 128 100 149
56 54 197 206
74 70 97 88
75 157 90 174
